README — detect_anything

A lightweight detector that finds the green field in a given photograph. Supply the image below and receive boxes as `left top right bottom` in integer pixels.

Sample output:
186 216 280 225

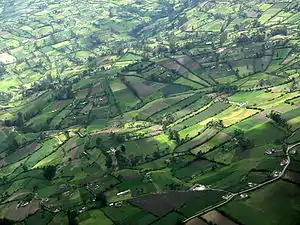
0 0 299 224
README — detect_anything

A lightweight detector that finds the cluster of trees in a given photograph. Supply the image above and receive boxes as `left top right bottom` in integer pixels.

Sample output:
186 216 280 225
119 75 141 100
258 79 271 87
67 210 78 225
0 218 14 225
213 84 238 94
95 192 107 207
0 62 6 77
270 27 287 36
109 132 125 144
118 148 169 167
0 132 19 152
54 85 74 100
43 165 57 180
166 182 182 190
95 137 113 168
206 119 224 129
236 33 264 44
0 91 12 103
268 111 287 128
22 73 80 101
162 114 176 130
233 129 254 151
168 129 181 145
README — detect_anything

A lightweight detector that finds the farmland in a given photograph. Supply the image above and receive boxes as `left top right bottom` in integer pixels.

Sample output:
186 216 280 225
0 0 300 224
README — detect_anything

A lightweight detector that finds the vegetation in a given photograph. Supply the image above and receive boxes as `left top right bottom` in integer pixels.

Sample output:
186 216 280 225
0 0 299 224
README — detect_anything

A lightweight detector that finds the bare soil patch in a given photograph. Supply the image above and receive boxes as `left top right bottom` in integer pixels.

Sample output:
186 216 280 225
4 200 40 221
202 210 239 225
186 217 208 225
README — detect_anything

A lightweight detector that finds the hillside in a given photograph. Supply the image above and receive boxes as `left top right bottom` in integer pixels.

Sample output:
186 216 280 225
0 0 300 224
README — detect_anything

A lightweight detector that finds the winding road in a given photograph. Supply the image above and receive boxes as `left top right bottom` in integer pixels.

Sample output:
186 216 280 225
183 142 300 223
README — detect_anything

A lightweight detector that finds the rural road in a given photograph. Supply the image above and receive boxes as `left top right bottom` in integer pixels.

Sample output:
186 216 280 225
183 142 300 223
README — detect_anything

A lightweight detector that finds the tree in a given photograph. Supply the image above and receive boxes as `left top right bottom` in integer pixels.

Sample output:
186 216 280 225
168 129 180 144
175 219 184 225
105 156 113 168
0 218 14 225
162 114 175 129
174 130 181 145
268 111 287 128
16 112 24 127
233 129 253 151
96 137 102 147
213 84 238 94
95 192 107 207
43 165 57 180
120 144 126 152
206 119 224 129
152 151 160 159
22 163 28 172
67 210 78 225
64 130 70 139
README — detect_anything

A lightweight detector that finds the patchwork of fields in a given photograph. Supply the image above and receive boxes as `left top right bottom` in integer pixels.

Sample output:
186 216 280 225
0 0 300 224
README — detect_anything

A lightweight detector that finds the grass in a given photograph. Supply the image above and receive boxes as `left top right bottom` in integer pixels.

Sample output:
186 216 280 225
76 210 113 225
246 122 286 146
190 159 261 192
172 102 229 131
178 190 224 217
177 128 219 153
287 129 300 144
114 88 141 112
162 84 193 97
25 210 54 225
48 213 69 225
102 203 141 224
258 3 287 24
152 212 184 225
174 159 219 181
25 138 58 168
124 95 190 120
123 134 175 157
220 181 300 225
215 106 259 127
0 0 299 223
174 77 204 89
33 147 64 168
151 168 183 191
229 91 282 105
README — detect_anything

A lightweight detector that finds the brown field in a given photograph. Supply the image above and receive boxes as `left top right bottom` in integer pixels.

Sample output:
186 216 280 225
282 56 295 65
176 129 219 152
252 112 269 123
215 132 231 141
75 88 89 99
64 144 85 162
91 83 104 95
283 170 300 184
158 59 189 74
141 101 170 117
125 76 164 98
201 210 239 225
63 137 79 152
176 56 201 71
130 191 207 217
51 100 72 109
3 200 40 221
185 217 208 225
262 55 272 70
3 143 41 166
